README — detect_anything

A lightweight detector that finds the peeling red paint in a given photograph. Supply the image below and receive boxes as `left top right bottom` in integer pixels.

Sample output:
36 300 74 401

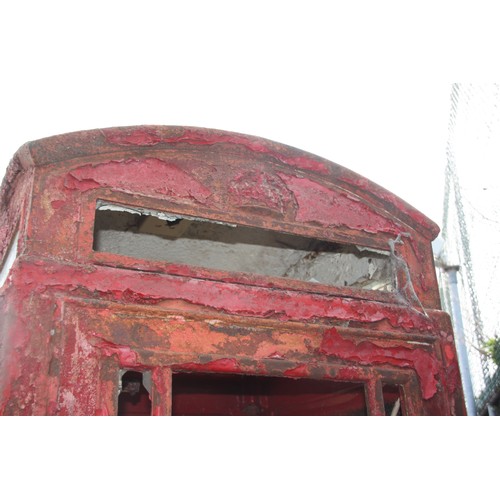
152 369 168 395
443 344 455 363
0 126 465 415
13 259 436 331
337 172 440 240
104 128 162 146
103 127 330 175
65 158 211 202
266 352 286 360
64 173 102 192
172 358 241 374
92 338 139 367
228 170 296 216
319 327 440 399
335 366 366 381
283 364 309 378
278 173 401 235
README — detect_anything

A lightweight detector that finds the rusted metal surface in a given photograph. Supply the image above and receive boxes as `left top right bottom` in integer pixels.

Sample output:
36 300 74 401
0 125 465 415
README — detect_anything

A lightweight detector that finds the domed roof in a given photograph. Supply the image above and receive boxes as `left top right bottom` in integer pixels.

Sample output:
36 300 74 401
4 125 439 241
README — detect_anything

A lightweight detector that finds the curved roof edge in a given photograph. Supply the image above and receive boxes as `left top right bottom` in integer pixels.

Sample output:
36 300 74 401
3 125 440 240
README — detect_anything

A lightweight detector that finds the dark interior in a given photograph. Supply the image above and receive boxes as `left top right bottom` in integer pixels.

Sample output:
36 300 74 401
382 384 403 416
118 370 152 416
172 372 368 416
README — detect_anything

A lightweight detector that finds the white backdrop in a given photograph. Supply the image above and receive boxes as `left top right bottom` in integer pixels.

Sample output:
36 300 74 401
1 1 477 227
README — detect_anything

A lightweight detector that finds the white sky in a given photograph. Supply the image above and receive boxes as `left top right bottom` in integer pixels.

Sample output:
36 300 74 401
3 1 496 230
0 77 451 224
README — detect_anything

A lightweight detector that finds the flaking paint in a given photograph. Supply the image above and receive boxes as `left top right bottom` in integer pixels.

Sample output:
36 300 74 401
0 126 465 415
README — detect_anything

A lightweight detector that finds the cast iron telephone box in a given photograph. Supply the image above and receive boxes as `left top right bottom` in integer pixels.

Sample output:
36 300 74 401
0 126 465 415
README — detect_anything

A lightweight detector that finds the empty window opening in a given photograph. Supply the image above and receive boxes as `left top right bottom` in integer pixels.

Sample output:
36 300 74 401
93 201 393 290
172 372 368 416
382 384 404 416
118 370 152 416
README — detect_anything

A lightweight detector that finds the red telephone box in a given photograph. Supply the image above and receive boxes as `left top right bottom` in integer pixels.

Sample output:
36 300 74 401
0 126 465 415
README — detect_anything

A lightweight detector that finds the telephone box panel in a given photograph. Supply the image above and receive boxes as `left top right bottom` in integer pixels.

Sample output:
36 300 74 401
0 126 465 415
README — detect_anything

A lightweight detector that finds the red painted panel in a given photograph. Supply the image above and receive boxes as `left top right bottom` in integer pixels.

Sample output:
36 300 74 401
0 126 465 415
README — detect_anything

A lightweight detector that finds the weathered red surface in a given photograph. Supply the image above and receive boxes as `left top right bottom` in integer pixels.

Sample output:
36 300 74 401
0 125 465 415
318 327 440 399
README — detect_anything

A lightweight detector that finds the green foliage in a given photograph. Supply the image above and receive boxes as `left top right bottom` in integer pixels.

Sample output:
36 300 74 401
483 335 500 367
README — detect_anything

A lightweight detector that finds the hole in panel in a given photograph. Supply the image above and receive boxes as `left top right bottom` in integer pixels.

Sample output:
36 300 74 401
382 384 404 416
93 202 393 290
118 370 152 416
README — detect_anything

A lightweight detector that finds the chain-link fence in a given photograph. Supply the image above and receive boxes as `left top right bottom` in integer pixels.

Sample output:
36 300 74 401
438 83 500 414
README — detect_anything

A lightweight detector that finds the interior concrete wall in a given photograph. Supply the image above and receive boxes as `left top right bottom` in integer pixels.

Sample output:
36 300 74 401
93 205 392 290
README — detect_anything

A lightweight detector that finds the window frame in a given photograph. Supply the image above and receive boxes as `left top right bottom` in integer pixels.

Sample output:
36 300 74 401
78 190 401 304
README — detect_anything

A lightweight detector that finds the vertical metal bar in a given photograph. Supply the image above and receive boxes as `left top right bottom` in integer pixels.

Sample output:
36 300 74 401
401 377 424 416
445 266 477 416
151 366 172 416
365 378 385 416
96 357 120 416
